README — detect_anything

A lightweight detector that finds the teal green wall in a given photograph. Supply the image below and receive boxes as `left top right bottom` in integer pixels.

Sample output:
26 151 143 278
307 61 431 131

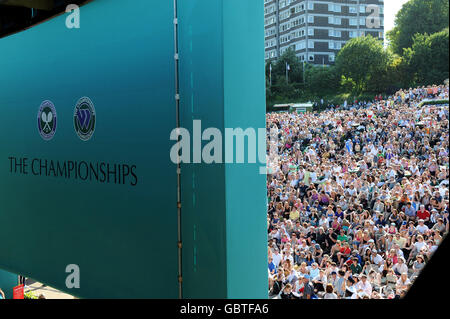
178 0 267 298
0 0 179 298
0 0 267 298
222 0 268 298
0 270 17 299
178 0 228 298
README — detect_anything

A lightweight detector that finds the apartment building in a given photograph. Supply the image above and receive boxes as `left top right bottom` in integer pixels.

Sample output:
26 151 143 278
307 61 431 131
264 0 385 65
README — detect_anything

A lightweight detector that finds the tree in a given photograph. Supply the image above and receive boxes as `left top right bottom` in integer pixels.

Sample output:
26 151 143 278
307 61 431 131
404 28 449 86
385 53 412 93
305 65 340 96
271 48 304 85
387 0 449 55
335 36 389 94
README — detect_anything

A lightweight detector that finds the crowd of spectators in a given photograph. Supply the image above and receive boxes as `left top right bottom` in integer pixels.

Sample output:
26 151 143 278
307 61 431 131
267 84 449 299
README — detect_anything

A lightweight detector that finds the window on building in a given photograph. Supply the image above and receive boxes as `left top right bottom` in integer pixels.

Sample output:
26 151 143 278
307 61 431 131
308 40 314 49
280 22 290 32
329 54 335 62
308 15 314 23
296 41 306 50
349 6 357 14
328 4 341 12
349 18 357 26
329 17 341 25
280 10 291 21
265 17 276 26
308 28 314 36
307 2 314 10
308 54 315 61
329 30 341 37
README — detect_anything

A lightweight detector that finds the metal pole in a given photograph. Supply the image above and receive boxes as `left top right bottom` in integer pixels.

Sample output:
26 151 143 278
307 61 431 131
286 63 289 83
303 61 306 85
270 63 272 86
173 0 183 300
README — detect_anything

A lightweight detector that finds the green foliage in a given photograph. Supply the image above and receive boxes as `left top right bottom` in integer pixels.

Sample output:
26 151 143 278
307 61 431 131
335 36 389 94
419 99 449 107
305 65 340 96
387 0 449 56
24 291 38 299
404 28 449 86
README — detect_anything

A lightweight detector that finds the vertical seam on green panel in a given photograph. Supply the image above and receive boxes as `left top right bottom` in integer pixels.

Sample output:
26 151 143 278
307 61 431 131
173 0 183 300
221 0 229 299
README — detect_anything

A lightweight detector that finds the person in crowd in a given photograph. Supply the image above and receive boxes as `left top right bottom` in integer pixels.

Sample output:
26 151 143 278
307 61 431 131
323 284 338 299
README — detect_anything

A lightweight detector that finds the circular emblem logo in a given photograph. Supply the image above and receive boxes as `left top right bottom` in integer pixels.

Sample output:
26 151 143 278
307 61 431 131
74 97 96 141
37 100 57 141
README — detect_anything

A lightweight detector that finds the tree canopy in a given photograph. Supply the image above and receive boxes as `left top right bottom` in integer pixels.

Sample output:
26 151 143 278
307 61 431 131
404 28 449 86
387 0 449 55
335 36 389 94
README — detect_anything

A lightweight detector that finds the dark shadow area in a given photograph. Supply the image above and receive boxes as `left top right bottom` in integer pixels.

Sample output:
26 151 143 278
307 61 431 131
406 234 449 299
0 0 91 38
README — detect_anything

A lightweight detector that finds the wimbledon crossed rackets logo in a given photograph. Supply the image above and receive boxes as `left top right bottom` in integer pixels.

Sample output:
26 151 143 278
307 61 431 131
37 100 57 141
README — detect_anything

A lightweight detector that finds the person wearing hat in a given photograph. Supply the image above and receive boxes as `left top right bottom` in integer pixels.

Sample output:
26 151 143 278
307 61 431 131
309 262 320 279
313 243 323 262
301 274 315 299
356 273 372 296
416 219 429 234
